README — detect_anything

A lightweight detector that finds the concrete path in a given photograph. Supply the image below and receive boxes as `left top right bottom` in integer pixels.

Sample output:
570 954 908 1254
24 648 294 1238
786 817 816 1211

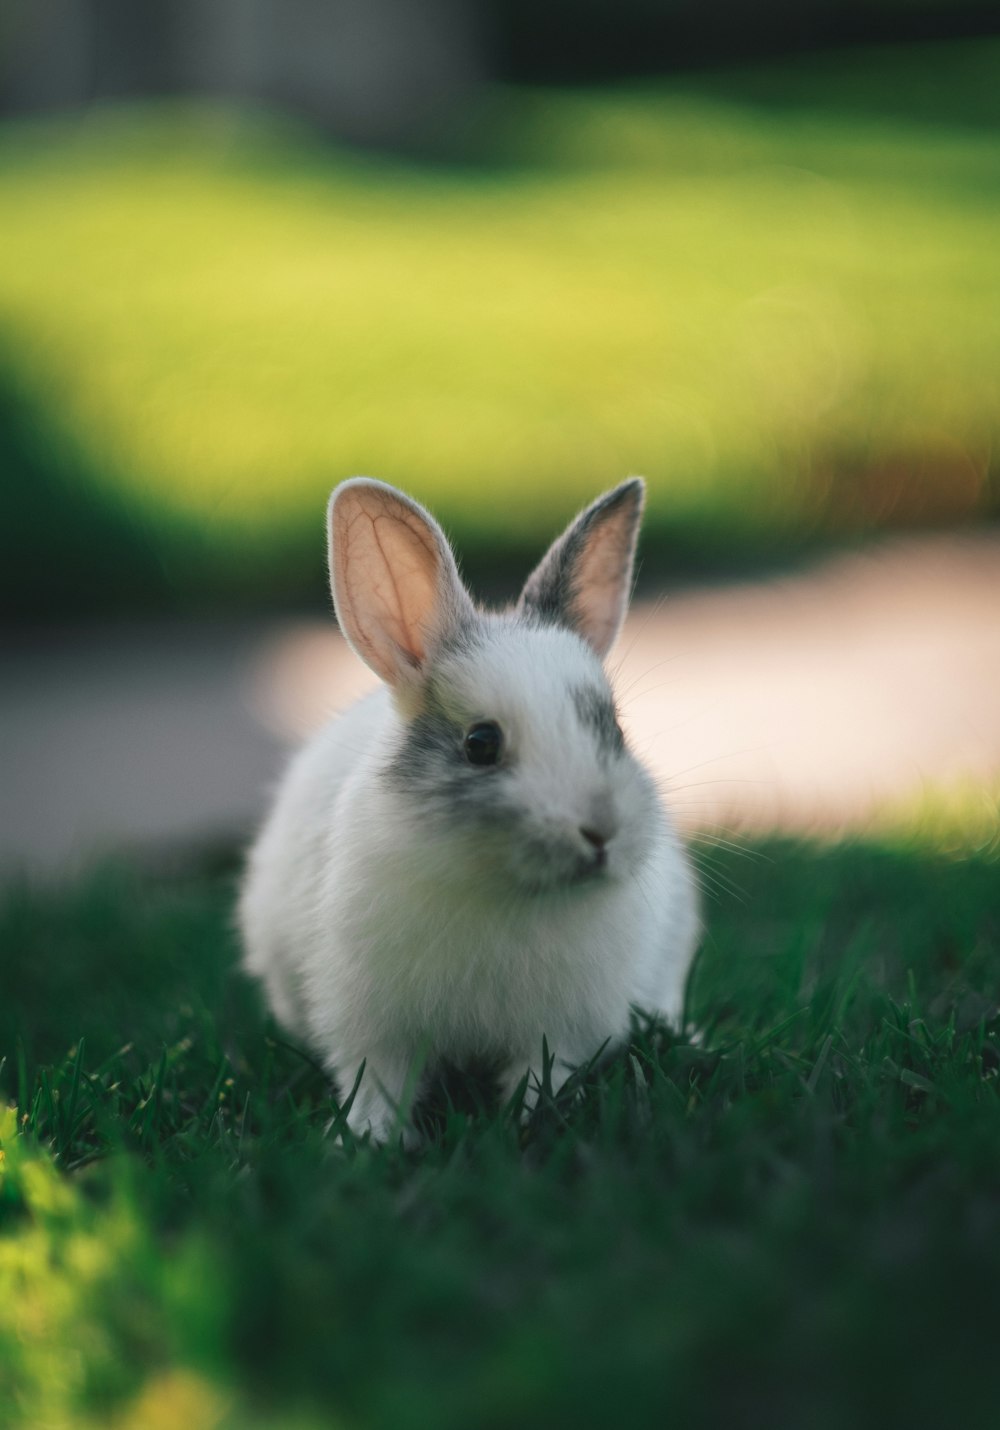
2 531 998 877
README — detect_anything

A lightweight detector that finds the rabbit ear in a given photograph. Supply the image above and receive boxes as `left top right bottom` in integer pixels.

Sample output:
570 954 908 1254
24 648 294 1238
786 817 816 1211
517 479 645 659
328 479 474 688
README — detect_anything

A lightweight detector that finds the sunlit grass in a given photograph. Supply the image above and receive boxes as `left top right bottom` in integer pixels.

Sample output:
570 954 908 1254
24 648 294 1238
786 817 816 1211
874 780 1000 861
0 38 997 571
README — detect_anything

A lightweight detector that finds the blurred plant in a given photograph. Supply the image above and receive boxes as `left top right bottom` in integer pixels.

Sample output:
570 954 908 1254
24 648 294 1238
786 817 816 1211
0 38 997 614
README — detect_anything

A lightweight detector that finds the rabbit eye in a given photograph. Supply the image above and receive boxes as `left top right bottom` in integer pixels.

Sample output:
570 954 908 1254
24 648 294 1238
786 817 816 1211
464 721 503 767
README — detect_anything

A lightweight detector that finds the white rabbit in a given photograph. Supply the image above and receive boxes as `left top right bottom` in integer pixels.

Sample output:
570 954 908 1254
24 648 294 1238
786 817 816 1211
239 477 699 1142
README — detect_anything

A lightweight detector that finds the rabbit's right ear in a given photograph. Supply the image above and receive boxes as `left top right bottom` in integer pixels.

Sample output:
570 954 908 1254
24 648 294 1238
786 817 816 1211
328 479 475 689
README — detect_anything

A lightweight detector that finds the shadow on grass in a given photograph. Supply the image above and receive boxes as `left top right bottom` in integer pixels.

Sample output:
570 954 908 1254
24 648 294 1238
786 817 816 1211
2 343 996 625
0 353 821 623
0 362 175 624
0 357 332 623
682 34 1000 136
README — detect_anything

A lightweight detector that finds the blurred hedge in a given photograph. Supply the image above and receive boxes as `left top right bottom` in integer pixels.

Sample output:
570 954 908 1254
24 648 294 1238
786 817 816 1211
497 0 1000 78
0 37 998 619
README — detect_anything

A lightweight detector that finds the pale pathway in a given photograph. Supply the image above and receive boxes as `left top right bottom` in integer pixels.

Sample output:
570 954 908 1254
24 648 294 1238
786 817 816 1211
2 532 998 875
251 530 1000 837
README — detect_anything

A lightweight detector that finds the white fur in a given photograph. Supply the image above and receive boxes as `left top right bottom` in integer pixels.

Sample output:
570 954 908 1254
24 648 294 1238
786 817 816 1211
239 481 700 1142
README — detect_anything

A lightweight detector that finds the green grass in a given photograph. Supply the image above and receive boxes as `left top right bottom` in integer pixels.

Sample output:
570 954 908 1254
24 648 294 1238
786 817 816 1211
2 831 999 1429
1 37 998 613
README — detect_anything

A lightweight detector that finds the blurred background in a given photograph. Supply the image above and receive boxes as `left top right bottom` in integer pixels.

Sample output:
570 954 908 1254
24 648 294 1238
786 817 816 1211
1 0 999 873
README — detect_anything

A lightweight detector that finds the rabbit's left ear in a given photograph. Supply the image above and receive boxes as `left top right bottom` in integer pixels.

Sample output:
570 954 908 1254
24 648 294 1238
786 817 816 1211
517 479 644 659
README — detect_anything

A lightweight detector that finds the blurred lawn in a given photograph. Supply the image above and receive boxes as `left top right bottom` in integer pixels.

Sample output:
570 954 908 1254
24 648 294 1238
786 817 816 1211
0 38 998 612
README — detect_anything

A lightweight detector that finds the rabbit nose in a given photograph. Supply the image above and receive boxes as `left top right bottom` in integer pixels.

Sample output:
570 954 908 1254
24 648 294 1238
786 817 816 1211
580 827 609 868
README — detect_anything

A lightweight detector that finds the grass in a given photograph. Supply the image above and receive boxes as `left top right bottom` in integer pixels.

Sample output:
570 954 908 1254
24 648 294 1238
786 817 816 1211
1 37 999 614
2 830 999 1429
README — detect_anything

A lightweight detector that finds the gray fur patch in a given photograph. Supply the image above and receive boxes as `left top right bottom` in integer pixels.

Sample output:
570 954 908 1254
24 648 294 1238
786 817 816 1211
517 481 642 636
571 684 624 757
519 522 589 630
382 675 510 819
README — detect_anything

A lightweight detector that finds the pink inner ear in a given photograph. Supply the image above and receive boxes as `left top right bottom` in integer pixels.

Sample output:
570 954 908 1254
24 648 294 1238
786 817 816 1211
355 514 439 666
571 521 633 658
332 485 447 686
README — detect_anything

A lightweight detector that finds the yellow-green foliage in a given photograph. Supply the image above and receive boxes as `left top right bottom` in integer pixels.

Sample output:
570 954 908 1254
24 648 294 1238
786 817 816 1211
0 41 998 556
877 781 1000 862
0 1108 231 1428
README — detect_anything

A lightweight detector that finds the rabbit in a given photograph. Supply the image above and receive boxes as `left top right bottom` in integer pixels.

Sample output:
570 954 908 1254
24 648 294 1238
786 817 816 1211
239 476 700 1142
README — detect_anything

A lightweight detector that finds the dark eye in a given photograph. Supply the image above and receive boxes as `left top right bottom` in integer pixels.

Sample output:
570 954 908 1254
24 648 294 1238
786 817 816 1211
464 721 503 767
